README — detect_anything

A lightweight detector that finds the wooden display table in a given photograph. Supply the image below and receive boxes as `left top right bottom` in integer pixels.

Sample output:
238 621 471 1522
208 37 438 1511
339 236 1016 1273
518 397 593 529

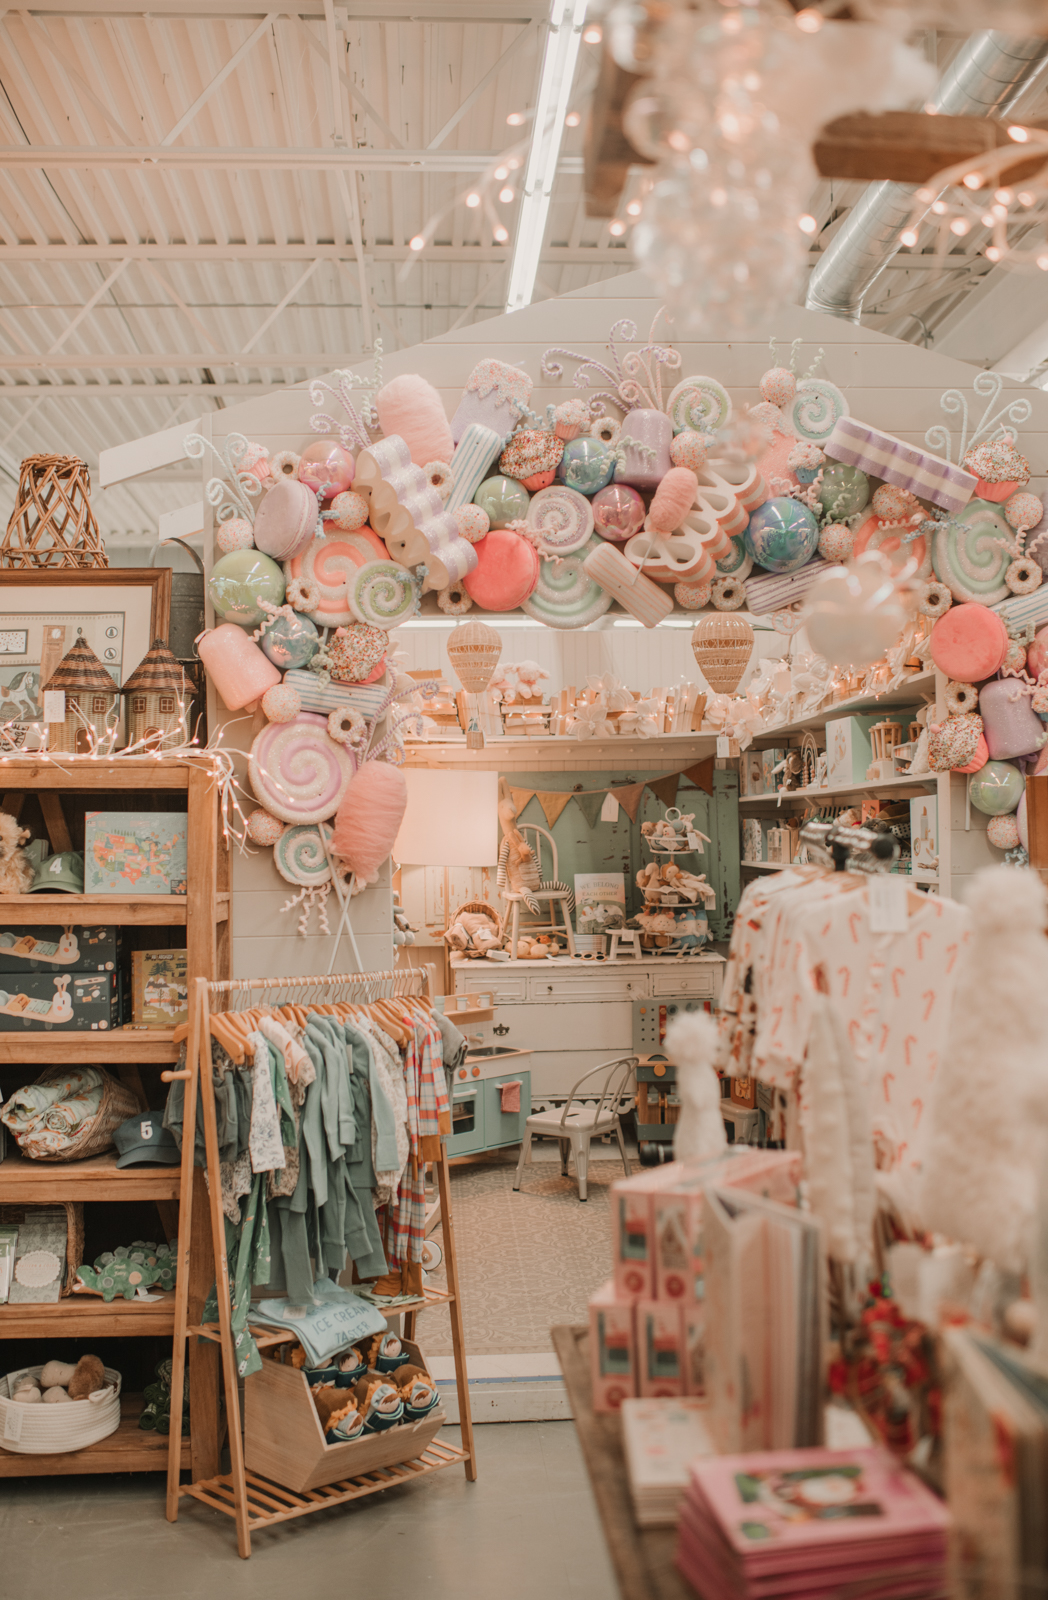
552 1324 690 1600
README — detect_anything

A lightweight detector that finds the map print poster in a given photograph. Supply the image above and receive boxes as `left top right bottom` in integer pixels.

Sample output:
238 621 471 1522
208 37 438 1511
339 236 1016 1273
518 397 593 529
83 812 188 896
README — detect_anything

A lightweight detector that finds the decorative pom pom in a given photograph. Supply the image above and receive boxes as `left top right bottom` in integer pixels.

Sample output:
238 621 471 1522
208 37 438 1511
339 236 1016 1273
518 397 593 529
647 468 698 535
988 814 1021 850
871 483 920 521
331 491 369 530
749 400 783 432
217 517 255 554
375 373 454 468
1005 490 1044 533
759 367 796 408
670 431 708 473
261 683 301 723
247 807 284 846
454 504 490 544
331 760 409 884
818 522 855 563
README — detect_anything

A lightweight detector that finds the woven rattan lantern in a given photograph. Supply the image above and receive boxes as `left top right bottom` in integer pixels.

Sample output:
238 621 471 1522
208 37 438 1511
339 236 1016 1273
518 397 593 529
446 621 502 749
691 614 754 695
3 455 107 569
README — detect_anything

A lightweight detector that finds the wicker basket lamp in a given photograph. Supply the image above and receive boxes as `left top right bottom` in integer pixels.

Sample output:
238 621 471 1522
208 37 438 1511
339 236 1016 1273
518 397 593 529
691 614 754 695
446 620 502 750
3 455 107 569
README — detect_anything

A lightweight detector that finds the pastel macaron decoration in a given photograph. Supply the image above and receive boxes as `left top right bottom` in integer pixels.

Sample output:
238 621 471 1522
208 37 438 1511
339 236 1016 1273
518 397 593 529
298 439 355 501
462 528 540 611
928 601 1010 682
252 478 320 562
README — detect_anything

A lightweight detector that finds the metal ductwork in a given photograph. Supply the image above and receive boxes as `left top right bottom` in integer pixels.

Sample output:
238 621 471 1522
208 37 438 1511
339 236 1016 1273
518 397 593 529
805 32 1048 324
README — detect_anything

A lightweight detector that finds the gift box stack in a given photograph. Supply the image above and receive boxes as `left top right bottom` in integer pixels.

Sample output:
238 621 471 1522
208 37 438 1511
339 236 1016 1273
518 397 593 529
588 1148 801 1413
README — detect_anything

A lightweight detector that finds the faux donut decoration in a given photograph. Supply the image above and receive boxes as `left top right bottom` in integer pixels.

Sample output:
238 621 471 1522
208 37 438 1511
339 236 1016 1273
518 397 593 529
285 527 388 629
521 536 613 631
1007 558 1042 595
327 706 368 747
944 680 978 715
674 580 713 611
249 712 356 825
271 450 301 480
591 416 620 446
711 576 746 611
273 823 333 886
916 579 952 619
437 584 473 615
422 461 453 499
525 485 594 555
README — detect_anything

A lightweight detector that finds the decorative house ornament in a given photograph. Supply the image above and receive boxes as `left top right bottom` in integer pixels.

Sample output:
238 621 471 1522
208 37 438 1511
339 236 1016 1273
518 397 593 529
120 639 191 751
2 455 107 569
41 633 120 755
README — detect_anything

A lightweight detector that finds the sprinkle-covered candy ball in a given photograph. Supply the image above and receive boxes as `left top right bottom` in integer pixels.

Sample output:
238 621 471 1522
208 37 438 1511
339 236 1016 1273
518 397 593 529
454 504 490 543
260 682 301 723
591 483 645 542
819 463 869 520
818 522 856 563
298 438 355 500
760 367 797 408
474 475 530 529
987 813 1021 850
557 436 616 496
1005 490 1044 532
330 490 369 531
216 517 255 554
871 483 921 522
246 807 284 846
670 431 708 473
744 497 819 574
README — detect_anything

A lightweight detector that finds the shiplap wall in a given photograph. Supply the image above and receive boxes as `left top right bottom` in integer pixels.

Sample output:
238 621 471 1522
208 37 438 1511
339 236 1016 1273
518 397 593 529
117 270 1048 976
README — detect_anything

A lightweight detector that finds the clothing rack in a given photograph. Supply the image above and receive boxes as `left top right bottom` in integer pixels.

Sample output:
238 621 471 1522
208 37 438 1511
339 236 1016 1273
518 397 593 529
799 819 900 874
163 966 476 1558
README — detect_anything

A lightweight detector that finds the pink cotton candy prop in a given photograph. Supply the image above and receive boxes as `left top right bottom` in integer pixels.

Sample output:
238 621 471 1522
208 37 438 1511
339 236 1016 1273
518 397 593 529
376 374 454 468
331 760 408 884
646 467 698 534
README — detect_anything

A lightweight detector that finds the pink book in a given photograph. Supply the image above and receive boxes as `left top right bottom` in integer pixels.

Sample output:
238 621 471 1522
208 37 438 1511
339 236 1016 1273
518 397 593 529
686 1447 949 1563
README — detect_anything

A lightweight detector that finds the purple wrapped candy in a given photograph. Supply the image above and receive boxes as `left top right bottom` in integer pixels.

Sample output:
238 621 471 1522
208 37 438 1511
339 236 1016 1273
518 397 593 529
978 677 1048 761
591 483 645 542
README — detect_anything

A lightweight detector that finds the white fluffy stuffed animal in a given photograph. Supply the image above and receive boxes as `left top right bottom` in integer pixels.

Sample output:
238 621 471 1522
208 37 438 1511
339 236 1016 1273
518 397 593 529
665 1010 726 1163
0 813 33 894
921 867 1048 1274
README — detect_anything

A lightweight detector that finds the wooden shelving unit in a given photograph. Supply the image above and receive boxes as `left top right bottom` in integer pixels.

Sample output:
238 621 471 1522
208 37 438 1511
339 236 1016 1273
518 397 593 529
738 772 937 810
0 755 229 1481
403 731 717 773
746 671 936 750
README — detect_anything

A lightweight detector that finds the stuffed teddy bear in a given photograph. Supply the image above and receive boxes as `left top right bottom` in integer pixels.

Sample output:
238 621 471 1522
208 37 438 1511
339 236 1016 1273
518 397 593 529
0 813 33 894
442 910 501 958
497 793 541 911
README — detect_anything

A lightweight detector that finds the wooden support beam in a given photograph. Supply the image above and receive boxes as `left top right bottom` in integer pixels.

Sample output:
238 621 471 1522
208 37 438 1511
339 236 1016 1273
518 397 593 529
814 112 1048 185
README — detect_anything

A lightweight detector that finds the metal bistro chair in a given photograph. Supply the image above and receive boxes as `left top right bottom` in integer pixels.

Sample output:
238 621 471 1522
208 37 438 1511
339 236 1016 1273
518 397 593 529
513 1055 637 1202
500 822 577 959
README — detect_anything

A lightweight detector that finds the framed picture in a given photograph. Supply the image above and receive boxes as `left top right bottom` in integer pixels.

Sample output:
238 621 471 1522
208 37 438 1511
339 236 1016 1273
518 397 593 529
0 570 170 739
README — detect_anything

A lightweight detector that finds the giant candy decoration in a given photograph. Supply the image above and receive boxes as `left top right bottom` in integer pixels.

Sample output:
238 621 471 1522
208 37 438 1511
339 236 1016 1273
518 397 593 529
827 417 976 514
353 434 477 591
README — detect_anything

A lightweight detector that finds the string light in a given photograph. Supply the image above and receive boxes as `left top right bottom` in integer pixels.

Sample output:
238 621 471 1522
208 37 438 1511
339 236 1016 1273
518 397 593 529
899 228 918 247
465 192 481 208
950 217 971 235
609 219 626 236
494 165 509 180
798 214 817 235
409 235 425 251
565 111 581 127
962 172 982 189
794 7 823 30
931 201 947 215
582 23 602 42
986 245 1002 261
626 199 642 217
493 225 509 243
499 186 515 203
506 111 526 126
1009 125 1030 142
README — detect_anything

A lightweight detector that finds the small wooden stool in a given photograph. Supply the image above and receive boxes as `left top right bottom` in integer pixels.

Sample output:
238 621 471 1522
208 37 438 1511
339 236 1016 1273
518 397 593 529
607 929 642 961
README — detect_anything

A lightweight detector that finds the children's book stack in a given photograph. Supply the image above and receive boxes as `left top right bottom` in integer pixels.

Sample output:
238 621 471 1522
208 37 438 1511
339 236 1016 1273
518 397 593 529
675 1446 950 1600
621 1396 715 1527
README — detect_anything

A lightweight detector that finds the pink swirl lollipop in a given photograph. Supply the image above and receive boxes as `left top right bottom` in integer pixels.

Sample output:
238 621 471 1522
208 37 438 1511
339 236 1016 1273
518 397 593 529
284 527 388 629
525 485 594 554
248 711 355 825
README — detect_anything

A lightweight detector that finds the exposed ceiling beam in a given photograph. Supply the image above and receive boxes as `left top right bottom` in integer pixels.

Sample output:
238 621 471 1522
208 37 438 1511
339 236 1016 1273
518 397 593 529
0 383 286 395
0 144 587 173
160 12 277 145
0 243 629 262
13 2 541 14
0 353 353 368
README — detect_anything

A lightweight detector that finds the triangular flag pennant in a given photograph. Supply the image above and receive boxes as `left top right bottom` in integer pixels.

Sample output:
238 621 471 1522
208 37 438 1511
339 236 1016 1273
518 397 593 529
600 793 620 823
647 772 680 809
611 782 646 823
537 790 573 829
509 787 536 819
574 790 606 829
682 758 715 796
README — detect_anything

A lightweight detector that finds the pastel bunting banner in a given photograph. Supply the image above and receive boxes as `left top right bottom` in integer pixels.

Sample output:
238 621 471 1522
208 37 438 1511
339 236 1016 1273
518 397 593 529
611 782 647 823
536 790 573 829
646 773 680 810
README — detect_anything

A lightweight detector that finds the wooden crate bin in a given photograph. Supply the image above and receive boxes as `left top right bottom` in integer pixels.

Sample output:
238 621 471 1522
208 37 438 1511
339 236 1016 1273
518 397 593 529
244 1338 445 1493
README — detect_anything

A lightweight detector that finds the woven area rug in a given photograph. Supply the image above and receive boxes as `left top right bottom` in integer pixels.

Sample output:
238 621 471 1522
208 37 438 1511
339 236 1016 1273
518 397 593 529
415 1150 623 1355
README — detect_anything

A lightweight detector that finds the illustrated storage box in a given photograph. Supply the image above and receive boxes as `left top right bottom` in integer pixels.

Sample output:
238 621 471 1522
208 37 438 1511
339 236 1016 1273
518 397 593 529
760 748 785 794
0 926 120 973
589 1278 638 1413
742 819 765 863
825 714 907 788
131 949 188 1028
84 812 187 895
910 793 939 881
0 970 121 1031
636 1300 687 1399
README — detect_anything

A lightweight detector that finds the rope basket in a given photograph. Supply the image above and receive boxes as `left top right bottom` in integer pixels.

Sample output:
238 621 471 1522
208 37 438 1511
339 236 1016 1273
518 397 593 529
0 1365 121 1454
0 1202 84 1296
691 614 755 695
3 455 107 569
14 1068 141 1163
447 899 503 956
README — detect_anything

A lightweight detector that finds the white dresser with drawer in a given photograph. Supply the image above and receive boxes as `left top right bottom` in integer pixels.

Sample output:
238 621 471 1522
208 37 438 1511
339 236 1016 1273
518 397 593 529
451 954 725 1101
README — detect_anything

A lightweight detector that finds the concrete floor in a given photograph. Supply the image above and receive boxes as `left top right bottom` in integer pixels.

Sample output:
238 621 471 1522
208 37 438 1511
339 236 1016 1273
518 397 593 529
0 1422 618 1599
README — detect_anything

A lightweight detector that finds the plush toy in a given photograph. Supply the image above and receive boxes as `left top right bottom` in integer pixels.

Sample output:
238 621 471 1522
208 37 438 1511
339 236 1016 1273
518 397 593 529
19 1353 108 1403
139 1357 189 1435
497 793 541 911
665 1010 727 1162
442 910 502 958
0 813 33 894
636 862 662 894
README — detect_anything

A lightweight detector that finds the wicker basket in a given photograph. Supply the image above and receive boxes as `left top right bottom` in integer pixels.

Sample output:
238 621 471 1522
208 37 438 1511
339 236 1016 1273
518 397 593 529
0 1365 121 1454
447 899 503 957
11 1068 142 1163
691 614 755 695
0 1202 84 1296
2 455 108 570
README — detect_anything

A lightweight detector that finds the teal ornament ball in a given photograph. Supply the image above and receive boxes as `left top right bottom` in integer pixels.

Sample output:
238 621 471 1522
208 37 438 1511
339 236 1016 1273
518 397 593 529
744 497 819 574
557 437 616 496
208 549 286 627
259 610 320 670
969 759 1025 816
474 475 530 529
819 463 869 520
